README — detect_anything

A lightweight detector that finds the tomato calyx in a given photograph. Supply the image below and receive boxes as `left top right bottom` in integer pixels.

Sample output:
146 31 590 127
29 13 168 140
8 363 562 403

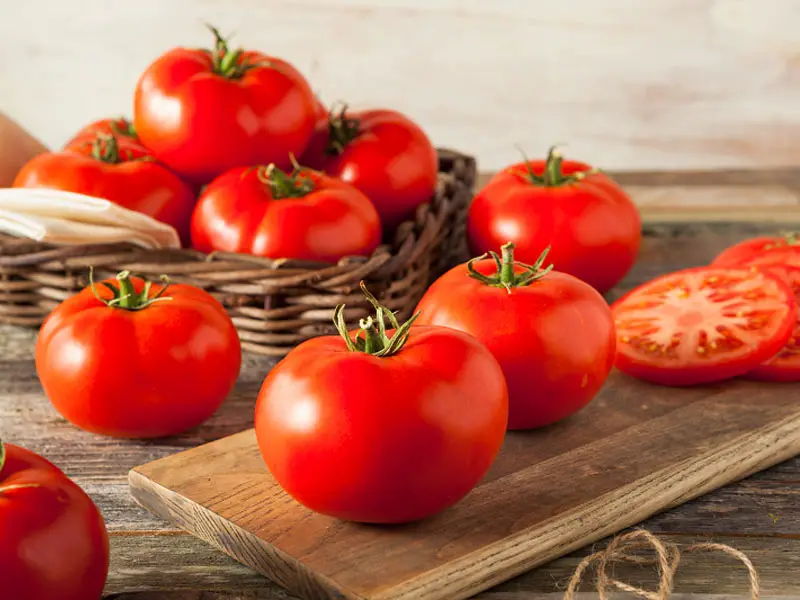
468 242 554 293
89 268 172 311
518 146 599 187
0 441 40 495
333 281 420 357
324 103 361 156
206 24 267 80
88 134 152 165
109 118 137 139
255 160 316 199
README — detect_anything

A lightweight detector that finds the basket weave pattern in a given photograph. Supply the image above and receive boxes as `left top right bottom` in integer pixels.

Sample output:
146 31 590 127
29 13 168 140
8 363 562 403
0 149 476 356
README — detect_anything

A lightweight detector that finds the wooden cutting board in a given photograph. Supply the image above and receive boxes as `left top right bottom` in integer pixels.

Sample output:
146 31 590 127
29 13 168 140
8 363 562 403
130 373 800 600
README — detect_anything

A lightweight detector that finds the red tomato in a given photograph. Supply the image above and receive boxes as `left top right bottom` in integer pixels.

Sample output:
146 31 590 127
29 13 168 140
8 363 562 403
134 26 317 184
0 442 109 600
612 266 796 386
36 271 242 438
13 134 197 246
711 232 800 267
734 264 800 382
467 148 641 294
191 163 381 262
64 117 139 148
416 243 615 429
301 106 438 232
255 284 508 523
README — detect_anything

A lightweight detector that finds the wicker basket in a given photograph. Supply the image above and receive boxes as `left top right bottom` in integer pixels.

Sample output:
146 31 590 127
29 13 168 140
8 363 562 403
0 149 476 356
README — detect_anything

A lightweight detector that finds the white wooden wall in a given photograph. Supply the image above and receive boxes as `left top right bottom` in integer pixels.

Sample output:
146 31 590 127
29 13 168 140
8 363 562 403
1 0 799 172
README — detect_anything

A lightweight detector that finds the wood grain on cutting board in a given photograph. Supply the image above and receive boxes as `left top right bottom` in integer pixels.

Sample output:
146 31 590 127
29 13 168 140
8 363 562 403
3 0 800 172
130 375 800 600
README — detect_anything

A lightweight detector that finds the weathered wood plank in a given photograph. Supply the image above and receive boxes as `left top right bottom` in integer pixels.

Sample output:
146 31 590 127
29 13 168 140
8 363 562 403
4 0 800 172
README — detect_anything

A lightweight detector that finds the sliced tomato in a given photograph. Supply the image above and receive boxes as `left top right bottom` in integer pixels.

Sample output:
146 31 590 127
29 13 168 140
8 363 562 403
733 264 800 382
712 233 800 267
612 267 796 386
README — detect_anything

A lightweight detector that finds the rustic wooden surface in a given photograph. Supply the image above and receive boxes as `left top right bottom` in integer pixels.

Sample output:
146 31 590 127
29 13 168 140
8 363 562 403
128 375 800 600
2 171 800 598
3 0 800 173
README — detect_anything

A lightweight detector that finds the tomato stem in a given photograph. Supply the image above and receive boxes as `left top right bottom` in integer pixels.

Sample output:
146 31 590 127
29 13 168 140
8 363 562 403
325 103 361 156
256 162 316 199
0 441 6 475
333 282 419 357
467 242 554 292
781 231 800 246
517 145 601 187
88 268 172 311
205 24 266 80
90 134 122 164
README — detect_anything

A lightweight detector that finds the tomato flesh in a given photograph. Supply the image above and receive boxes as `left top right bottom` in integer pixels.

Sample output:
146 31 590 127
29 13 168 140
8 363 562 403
711 235 800 267
612 267 796 386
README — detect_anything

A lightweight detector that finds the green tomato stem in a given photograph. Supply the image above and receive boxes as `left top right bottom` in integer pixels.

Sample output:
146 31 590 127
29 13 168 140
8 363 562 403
325 103 361 156
89 268 172 311
109 118 137 139
333 282 419 357
467 242 554 292
0 441 41 494
256 163 315 199
517 145 601 187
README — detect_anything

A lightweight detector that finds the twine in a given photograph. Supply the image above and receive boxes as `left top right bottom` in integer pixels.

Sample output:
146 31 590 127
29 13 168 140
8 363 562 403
564 529 759 600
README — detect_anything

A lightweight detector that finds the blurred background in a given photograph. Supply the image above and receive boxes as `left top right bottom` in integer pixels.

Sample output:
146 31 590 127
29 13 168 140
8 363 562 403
0 0 798 172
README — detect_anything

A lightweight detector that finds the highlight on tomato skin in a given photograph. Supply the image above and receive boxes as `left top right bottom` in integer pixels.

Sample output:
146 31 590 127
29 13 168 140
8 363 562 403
611 266 797 387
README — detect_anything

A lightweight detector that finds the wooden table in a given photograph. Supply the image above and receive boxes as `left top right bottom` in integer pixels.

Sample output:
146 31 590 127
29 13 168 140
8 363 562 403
2 170 800 599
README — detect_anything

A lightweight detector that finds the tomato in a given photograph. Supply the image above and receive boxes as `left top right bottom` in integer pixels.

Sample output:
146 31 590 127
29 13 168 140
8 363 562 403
36 271 242 438
255 283 508 523
711 232 800 267
612 266 796 386
13 134 197 246
64 117 139 148
467 148 641 294
191 162 381 262
301 106 438 233
134 26 317 185
0 441 109 600
416 243 615 429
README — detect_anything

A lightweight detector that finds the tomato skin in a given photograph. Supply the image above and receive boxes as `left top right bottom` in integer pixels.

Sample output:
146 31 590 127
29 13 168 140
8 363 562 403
612 267 796 386
0 443 109 600
467 159 641 294
254 326 508 523
64 117 140 148
35 276 242 438
134 44 317 185
711 235 800 267
301 108 438 232
415 261 615 429
190 166 381 262
12 141 197 246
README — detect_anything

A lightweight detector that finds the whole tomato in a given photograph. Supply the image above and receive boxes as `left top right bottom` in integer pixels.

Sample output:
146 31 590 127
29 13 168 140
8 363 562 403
134 26 317 185
301 106 438 233
13 133 197 246
416 243 615 429
467 148 641 294
255 283 508 523
711 232 800 267
0 441 109 600
36 270 242 438
191 162 381 262
64 117 139 148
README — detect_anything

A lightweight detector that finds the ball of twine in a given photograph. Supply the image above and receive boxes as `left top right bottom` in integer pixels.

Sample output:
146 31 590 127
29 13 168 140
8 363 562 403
563 529 760 600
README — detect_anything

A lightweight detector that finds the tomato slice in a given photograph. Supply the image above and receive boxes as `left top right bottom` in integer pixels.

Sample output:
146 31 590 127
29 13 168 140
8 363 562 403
612 267 796 386
736 264 800 382
711 234 800 267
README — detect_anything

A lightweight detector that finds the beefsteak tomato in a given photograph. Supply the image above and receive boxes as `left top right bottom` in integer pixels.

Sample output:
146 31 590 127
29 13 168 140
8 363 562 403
36 271 242 438
0 441 109 600
191 162 381 262
467 148 641 294
612 266 796 386
711 232 800 267
416 243 615 429
301 106 438 232
13 133 197 246
255 283 508 523
134 26 317 184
